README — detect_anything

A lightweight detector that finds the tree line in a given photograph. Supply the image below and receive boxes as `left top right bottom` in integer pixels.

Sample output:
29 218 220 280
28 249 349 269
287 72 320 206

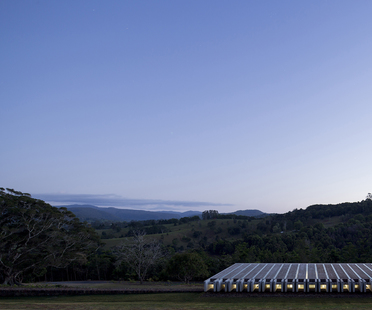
2 187 372 285
0 188 100 285
0 188 209 285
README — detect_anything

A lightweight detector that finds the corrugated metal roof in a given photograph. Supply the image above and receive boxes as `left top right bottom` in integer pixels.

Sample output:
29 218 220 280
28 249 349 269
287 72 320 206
204 263 372 293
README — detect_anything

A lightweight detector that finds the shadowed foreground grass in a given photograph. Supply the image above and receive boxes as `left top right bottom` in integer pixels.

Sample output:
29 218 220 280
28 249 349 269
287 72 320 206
33 280 203 290
1 293 372 310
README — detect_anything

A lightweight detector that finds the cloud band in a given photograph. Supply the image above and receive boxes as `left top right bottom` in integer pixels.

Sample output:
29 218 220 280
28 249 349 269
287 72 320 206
34 193 233 209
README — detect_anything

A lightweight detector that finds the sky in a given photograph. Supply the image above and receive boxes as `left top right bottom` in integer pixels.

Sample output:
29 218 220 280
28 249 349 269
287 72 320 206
1 0 372 214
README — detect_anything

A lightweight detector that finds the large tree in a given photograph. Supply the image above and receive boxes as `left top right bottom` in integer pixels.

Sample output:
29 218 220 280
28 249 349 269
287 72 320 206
202 210 219 220
114 230 163 284
0 188 100 285
166 252 209 284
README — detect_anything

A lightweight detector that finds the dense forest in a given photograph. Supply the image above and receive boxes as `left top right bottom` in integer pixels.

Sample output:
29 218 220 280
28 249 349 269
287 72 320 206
1 188 372 285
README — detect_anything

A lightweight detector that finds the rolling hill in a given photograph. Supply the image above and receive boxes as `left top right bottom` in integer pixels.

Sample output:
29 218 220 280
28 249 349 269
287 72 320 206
60 204 267 222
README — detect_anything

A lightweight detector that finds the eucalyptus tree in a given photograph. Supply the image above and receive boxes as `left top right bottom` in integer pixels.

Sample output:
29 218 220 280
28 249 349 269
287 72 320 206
114 230 163 284
0 188 100 285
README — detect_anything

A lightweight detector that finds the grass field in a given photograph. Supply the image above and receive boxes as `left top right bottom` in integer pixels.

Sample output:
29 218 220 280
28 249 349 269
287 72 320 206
2 292 372 310
101 218 261 249
30 280 203 290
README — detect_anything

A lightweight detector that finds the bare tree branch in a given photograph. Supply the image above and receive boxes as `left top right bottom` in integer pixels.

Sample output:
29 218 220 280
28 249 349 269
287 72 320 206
114 230 163 284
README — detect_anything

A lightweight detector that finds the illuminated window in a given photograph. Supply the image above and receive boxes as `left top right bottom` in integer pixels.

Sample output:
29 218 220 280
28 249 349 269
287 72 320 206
320 284 327 290
232 284 236 290
332 285 338 289
343 284 349 291
298 284 304 290
208 284 214 290
276 284 282 290
265 284 271 289
253 284 259 291
243 284 248 290
287 284 293 289
221 284 226 290
366 285 371 292
309 284 316 289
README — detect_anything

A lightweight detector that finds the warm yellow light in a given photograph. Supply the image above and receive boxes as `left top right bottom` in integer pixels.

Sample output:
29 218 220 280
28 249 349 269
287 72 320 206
343 285 349 290
232 284 236 289
276 284 282 289
221 284 226 289
288 284 293 289
298 284 304 289
355 285 359 289
366 285 371 292
208 284 214 290
320 284 327 289
309 284 316 289
265 284 270 289
243 284 248 289
332 285 338 289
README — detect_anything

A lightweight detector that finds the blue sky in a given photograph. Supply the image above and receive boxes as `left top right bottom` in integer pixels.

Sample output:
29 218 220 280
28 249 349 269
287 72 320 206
1 0 372 213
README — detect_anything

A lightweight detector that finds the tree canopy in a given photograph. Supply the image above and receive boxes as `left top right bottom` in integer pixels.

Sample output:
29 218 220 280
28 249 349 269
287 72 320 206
0 188 100 285
166 252 209 283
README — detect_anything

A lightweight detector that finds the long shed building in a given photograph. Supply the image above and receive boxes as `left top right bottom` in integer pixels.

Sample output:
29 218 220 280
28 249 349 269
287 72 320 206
204 263 372 293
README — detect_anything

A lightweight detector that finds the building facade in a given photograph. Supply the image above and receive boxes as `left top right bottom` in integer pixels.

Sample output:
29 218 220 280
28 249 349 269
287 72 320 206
204 263 372 293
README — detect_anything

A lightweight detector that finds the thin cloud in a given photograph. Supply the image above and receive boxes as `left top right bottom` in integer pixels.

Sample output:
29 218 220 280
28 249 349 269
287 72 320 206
34 193 234 209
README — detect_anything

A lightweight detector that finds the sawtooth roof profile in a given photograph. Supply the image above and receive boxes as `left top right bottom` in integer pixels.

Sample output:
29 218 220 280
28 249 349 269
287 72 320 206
204 263 372 293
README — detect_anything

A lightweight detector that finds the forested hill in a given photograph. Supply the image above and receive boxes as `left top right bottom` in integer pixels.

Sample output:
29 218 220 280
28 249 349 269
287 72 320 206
97 198 372 267
3 186 372 285
267 199 372 231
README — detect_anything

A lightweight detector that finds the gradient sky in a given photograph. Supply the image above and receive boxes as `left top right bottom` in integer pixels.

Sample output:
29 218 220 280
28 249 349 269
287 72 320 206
1 0 372 213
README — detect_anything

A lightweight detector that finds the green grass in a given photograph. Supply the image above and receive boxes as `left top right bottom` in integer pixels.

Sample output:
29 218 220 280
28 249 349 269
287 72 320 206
319 215 344 228
29 280 203 290
101 219 261 249
1 293 372 310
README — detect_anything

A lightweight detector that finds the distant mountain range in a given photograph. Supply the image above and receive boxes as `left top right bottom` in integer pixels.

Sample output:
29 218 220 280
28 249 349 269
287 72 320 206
59 204 267 222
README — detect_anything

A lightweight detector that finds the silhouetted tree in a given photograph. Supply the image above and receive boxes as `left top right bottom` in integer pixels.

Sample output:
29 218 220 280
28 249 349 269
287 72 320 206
202 210 219 220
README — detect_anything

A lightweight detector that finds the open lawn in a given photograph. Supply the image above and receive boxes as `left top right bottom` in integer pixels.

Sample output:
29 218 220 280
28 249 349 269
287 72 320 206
1 293 372 310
